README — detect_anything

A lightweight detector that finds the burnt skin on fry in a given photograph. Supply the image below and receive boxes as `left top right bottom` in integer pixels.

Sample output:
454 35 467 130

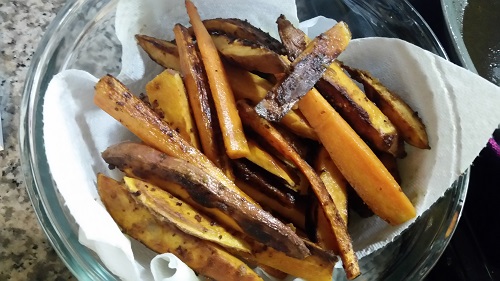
232 158 298 208
135 34 181 71
342 63 430 149
277 15 402 157
255 21 351 121
200 18 286 55
211 34 287 74
102 142 310 259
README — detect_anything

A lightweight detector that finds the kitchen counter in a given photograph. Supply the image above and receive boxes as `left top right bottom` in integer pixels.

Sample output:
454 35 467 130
0 0 73 279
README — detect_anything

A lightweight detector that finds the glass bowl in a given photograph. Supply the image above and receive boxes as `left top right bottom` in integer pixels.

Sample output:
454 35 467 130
20 0 469 280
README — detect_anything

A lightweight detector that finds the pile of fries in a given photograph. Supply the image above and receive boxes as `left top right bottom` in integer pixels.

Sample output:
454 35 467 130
94 1 430 280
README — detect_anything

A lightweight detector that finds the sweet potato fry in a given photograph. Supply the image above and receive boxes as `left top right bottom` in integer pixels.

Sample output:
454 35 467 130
315 147 348 225
122 176 251 253
211 34 287 74
342 63 430 149
135 34 181 71
97 174 262 281
276 15 308 60
232 159 297 207
237 100 359 279
277 16 402 156
255 21 351 121
186 0 249 159
237 239 337 281
102 142 310 259
235 179 306 230
224 63 317 140
134 35 317 140
314 147 349 252
245 139 298 190
173 24 233 177
199 18 286 55
146 69 200 148
298 88 416 226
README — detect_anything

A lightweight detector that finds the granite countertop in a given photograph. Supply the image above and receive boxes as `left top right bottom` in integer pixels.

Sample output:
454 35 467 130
0 0 73 280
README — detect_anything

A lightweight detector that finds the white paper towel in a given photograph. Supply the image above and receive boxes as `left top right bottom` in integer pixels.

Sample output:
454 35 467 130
42 0 500 280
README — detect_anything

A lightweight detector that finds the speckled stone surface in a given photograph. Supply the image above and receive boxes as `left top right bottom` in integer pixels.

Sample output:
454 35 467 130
0 0 74 280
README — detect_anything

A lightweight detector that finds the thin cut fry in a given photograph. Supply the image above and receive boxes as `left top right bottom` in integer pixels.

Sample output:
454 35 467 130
315 147 349 252
186 0 249 159
173 24 233 177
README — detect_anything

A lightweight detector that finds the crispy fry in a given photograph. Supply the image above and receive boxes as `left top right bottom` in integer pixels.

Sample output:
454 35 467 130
277 16 402 156
135 34 180 71
102 142 310 259
224 63 317 139
186 0 250 159
255 21 351 121
173 24 233 177
237 100 359 279
298 88 416 226
134 35 317 140
318 63 403 157
235 179 306 230
276 15 308 60
122 176 251 253
146 69 200 148
97 174 263 281
94 75 246 199
232 159 297 207
199 18 286 54
211 34 287 74
342 63 430 149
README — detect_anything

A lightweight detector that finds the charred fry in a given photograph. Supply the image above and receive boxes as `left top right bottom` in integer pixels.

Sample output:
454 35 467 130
255 21 351 121
342 64 430 149
102 142 310 259
277 15 402 156
235 179 306 230
237 100 359 279
232 159 297 208
211 34 287 74
200 18 286 54
135 34 180 71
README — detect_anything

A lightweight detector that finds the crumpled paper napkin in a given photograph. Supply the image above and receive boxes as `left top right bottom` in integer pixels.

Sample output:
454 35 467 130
42 0 500 280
